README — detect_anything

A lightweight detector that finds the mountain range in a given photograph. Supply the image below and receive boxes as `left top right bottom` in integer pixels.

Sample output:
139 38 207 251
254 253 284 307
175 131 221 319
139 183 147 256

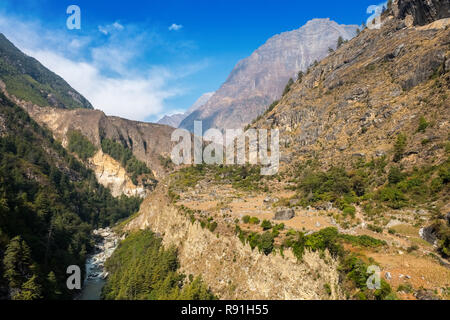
179 18 358 132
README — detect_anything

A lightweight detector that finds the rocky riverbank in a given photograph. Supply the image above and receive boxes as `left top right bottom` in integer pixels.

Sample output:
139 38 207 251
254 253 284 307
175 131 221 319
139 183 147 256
77 227 122 300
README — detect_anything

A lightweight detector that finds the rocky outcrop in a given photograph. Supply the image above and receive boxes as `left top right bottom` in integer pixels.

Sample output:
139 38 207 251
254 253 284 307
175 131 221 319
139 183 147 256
125 187 343 300
179 19 358 132
89 150 147 198
253 12 450 172
393 0 450 26
274 208 295 220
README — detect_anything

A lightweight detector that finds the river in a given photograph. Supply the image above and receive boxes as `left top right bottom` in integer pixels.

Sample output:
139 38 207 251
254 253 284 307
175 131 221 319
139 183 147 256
77 228 120 300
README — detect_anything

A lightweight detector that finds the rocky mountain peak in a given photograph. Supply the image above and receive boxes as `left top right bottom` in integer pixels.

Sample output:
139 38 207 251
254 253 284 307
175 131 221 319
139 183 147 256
158 92 214 128
179 19 358 132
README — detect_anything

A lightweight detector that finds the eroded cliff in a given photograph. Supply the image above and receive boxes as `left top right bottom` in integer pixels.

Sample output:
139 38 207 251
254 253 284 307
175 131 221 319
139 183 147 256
125 186 343 300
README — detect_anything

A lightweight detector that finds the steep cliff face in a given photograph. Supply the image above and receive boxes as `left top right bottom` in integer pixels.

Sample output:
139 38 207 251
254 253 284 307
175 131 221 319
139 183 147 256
89 150 147 198
125 187 342 300
393 0 450 26
14 101 176 179
180 19 358 132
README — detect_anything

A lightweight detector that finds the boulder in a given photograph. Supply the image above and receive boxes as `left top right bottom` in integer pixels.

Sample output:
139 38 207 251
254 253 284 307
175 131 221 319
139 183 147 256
274 208 295 220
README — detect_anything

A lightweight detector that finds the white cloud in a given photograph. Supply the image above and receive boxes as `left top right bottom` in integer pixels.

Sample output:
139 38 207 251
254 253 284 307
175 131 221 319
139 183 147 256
0 12 205 121
98 21 125 35
113 22 124 30
169 23 183 31
26 50 181 121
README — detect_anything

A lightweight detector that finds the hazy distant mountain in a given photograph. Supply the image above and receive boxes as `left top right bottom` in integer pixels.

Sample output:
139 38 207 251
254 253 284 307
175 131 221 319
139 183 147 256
179 19 358 132
158 92 214 128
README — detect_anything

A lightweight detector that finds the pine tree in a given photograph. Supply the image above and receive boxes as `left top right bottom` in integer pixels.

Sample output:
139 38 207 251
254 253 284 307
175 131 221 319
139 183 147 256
46 271 61 299
13 274 42 300
3 236 33 289
337 36 344 49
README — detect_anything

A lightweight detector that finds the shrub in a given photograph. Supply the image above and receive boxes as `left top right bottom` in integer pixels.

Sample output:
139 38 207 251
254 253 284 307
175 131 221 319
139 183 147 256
208 221 218 232
388 166 405 184
339 234 386 247
261 220 272 230
101 138 152 184
378 186 407 209
282 78 294 96
249 217 260 225
367 224 383 233
343 206 356 218
242 215 250 224
407 244 419 253
258 232 274 255
417 116 430 133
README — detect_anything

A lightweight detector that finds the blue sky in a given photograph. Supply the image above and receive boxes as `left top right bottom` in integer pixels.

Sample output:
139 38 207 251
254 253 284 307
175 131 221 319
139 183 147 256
0 0 384 122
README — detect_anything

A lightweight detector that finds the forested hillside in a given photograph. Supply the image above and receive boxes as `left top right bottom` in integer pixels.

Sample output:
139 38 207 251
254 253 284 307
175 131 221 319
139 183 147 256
103 230 215 300
0 92 141 299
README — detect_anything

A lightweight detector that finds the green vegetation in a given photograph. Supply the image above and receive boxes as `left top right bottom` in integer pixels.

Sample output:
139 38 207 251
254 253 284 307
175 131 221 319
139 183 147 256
103 230 215 300
261 219 272 231
170 164 275 193
297 166 361 208
0 92 141 299
0 34 92 109
291 146 449 215
432 219 450 257
339 254 395 300
393 133 407 162
367 224 383 233
159 155 174 170
281 227 392 299
282 78 294 96
339 234 386 247
336 36 348 49
68 130 97 161
101 138 154 185
417 116 430 133
237 222 391 300
241 216 260 225
236 229 274 256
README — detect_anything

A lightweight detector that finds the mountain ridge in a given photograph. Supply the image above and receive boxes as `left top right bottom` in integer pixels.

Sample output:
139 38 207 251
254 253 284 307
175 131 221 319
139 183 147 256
0 33 92 110
179 18 359 132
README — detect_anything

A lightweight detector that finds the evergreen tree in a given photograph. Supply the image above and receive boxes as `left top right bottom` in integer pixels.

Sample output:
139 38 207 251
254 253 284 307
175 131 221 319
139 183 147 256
337 36 344 49
3 236 33 290
13 274 42 300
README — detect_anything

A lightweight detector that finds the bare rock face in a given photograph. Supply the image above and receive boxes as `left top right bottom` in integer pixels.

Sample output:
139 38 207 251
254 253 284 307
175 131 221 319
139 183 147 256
274 208 295 220
18 102 176 179
179 19 358 132
158 92 214 128
393 0 450 26
89 150 147 198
